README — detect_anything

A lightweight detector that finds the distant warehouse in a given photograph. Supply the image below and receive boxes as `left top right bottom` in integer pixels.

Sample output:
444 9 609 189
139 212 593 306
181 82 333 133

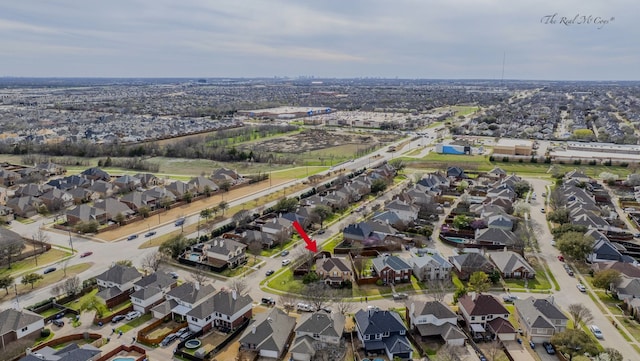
492 139 533 156
436 143 471 155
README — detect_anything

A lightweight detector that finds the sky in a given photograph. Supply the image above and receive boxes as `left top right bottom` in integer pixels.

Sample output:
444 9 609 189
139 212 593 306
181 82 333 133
1 0 638 80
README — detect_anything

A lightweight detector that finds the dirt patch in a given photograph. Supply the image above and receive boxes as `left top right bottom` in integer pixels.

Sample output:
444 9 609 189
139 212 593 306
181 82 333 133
239 129 399 153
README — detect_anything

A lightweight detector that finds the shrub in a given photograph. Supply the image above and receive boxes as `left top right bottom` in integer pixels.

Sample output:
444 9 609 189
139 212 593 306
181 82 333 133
376 279 384 286
41 329 51 337
502 157 509 163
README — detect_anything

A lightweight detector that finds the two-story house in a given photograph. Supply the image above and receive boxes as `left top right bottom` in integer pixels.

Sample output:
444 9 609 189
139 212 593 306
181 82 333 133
514 297 568 343
406 300 466 346
203 238 247 269
95 264 142 308
157 282 216 321
0 309 45 350
186 290 253 333
291 311 346 361
239 307 296 359
315 257 353 286
458 293 516 341
372 255 412 284
130 272 177 313
354 308 413 360
408 253 453 281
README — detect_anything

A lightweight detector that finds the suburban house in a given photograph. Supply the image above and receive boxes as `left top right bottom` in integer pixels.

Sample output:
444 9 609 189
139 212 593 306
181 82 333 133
485 214 514 231
406 300 466 346
458 293 515 341
0 169 20 186
260 217 293 243
88 180 118 199
120 191 157 212
166 180 196 200
385 199 419 223
130 272 177 313
39 188 74 211
0 308 45 350
593 261 640 278
65 204 108 226
354 308 413 360
449 253 494 280
241 229 275 249
239 307 296 359
134 173 161 188
113 175 142 192
80 167 110 181
408 253 453 281
487 251 535 279
6 196 43 218
158 282 216 321
20 344 101 361
188 176 219 194
202 238 247 269
93 198 135 221
291 311 346 361
371 255 412 285
211 167 242 185
315 257 353 286
474 228 520 248
186 290 253 333
95 264 142 307
513 296 568 343
612 277 640 301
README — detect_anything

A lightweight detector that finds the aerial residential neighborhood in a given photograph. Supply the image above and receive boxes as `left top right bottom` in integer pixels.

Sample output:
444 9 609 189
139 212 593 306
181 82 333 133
2 78 640 361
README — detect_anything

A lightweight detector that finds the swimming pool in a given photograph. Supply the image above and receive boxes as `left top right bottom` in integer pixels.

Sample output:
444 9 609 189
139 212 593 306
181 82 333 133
188 253 200 261
445 237 471 244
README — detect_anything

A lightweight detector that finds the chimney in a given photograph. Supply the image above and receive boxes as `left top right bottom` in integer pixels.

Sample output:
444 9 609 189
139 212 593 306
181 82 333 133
214 239 218 247
194 282 200 291
232 289 237 300
252 325 256 334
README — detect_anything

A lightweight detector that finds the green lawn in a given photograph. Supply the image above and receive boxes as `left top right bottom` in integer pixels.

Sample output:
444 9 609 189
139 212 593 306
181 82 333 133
594 290 625 315
118 313 153 333
502 261 552 291
265 269 305 294
0 249 71 278
64 288 99 311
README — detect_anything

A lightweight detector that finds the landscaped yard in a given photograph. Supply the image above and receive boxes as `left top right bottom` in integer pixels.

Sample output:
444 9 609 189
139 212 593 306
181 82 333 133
63 288 99 311
118 313 153 333
0 248 71 278
502 260 552 291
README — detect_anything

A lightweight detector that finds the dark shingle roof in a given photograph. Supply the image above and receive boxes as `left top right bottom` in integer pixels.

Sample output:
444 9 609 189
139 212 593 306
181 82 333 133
0 308 43 335
96 264 142 285
459 294 508 316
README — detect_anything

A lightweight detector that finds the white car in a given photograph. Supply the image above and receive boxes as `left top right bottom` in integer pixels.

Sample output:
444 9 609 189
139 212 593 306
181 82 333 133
281 259 291 266
296 303 313 312
589 325 603 339
125 311 142 320
576 283 587 292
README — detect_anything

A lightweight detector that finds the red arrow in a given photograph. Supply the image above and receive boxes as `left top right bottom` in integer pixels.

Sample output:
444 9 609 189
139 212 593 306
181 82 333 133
292 221 317 253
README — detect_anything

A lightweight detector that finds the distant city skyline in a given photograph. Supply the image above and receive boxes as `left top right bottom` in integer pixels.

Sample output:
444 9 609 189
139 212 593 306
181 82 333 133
1 0 637 81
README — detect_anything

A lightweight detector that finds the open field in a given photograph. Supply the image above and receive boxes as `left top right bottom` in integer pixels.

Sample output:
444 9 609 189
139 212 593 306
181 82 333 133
0 248 71 278
405 153 637 177
0 263 93 302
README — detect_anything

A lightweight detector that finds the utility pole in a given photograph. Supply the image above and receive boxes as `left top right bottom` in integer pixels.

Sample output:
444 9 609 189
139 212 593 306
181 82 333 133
68 230 74 253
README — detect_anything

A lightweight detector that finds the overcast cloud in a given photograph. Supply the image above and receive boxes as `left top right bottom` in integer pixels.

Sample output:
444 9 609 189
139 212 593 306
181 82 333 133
0 0 637 80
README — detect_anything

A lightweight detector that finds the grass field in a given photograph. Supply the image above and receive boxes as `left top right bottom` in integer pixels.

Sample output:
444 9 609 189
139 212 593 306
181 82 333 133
0 248 71 278
0 263 93 303
404 153 636 177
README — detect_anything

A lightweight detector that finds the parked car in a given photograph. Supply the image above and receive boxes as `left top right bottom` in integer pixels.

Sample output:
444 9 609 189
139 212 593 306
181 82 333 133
52 319 64 327
127 234 138 240
265 269 274 276
261 297 276 306
392 292 408 300
176 327 189 336
296 303 313 312
179 331 194 341
281 250 289 257
175 218 185 226
502 294 519 303
80 251 93 258
161 333 178 346
589 324 603 339
565 265 574 276
111 315 126 323
557 255 565 262
543 341 555 354
576 283 587 292
281 259 291 266
43 267 56 274
317 229 326 234
125 311 141 320
529 340 535 349
169 272 179 279
144 231 157 237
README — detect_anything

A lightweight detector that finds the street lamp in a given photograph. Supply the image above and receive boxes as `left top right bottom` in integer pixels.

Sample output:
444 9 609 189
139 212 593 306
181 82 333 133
68 230 74 253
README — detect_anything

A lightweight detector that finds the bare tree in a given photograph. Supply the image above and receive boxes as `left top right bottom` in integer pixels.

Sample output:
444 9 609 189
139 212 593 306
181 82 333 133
302 283 331 311
485 339 504 361
331 290 355 314
435 344 462 361
141 251 162 272
278 294 298 314
63 276 81 296
248 241 262 266
60 258 71 277
229 278 248 295
568 303 593 327
426 279 455 302
190 266 210 287
51 283 64 298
